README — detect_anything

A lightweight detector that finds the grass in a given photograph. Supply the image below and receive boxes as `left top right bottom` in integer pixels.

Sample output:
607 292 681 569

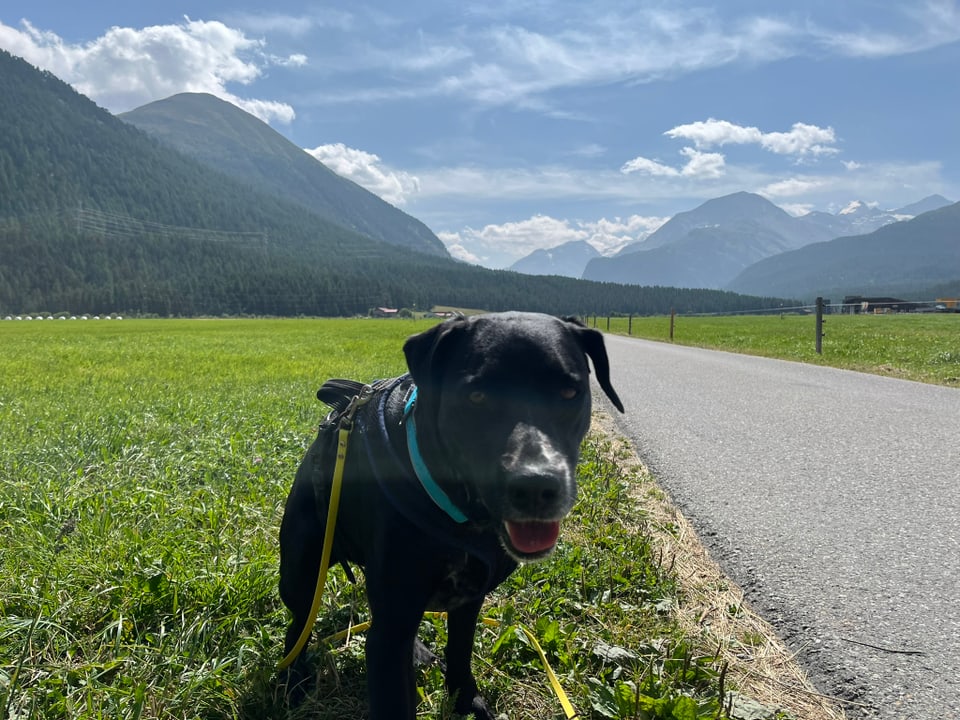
596 312 960 386
0 318 801 720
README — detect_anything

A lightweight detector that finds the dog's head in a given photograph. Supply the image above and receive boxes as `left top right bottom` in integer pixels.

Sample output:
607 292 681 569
404 312 623 562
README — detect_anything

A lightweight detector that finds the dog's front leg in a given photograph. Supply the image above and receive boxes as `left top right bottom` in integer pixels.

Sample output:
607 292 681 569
365 619 420 719
446 597 494 720
364 562 433 720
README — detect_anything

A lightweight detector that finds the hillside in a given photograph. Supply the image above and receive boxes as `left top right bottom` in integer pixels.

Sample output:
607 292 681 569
0 49 383 256
582 192 838 288
726 201 960 300
120 93 447 257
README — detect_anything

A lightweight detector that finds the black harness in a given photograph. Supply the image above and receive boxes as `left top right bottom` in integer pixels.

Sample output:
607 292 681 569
316 376 510 595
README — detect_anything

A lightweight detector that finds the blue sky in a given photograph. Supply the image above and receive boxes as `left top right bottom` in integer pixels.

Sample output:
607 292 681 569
2 1 958 267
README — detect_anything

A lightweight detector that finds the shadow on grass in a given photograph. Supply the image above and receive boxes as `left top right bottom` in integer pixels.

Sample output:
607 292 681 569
213 646 370 720
219 636 510 720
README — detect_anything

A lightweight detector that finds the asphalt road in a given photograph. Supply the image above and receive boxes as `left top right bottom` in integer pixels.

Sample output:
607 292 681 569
596 334 960 720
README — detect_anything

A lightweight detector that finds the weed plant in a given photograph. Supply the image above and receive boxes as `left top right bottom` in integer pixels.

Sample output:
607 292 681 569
2 319 732 719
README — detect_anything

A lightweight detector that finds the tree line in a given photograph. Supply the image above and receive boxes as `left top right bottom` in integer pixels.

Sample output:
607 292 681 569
0 214 798 318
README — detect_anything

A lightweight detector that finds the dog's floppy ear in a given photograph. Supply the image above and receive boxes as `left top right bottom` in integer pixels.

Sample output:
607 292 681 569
562 317 625 413
403 316 469 391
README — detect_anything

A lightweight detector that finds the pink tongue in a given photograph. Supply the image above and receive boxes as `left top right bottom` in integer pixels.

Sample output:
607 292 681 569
505 520 560 554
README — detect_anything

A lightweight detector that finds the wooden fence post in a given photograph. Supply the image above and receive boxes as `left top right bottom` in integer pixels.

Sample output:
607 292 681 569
815 297 825 354
669 308 675 341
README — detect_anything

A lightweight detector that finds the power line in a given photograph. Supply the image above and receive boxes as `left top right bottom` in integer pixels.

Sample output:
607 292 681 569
74 206 266 245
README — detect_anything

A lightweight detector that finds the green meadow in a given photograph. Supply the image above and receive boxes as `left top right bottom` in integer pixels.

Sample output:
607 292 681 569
4 312 953 718
1 319 750 720
601 312 960 386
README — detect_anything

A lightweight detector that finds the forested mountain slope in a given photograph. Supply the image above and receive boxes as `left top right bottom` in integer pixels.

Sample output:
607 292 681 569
727 201 960 299
121 93 447 257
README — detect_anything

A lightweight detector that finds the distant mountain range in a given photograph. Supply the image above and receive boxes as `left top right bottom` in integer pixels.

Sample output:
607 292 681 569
727 200 960 299
508 240 600 276
120 93 447 257
582 192 836 287
510 192 954 297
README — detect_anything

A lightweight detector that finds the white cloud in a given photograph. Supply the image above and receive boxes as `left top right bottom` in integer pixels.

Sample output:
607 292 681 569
305 143 420 207
569 143 608 158
270 53 308 68
580 215 670 254
620 156 680 177
664 119 761 148
453 215 586 262
225 10 354 37
437 213 668 268
287 3 960 113
438 234 484 265
777 203 816 217
0 17 297 123
757 177 829 197
678 147 726 177
759 123 837 156
754 160 948 208
813 1 960 57
621 147 726 179
620 118 837 192
666 118 838 156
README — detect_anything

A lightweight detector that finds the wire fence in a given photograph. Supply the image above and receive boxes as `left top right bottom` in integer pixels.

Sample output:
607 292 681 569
584 295 959 355
588 297 957 320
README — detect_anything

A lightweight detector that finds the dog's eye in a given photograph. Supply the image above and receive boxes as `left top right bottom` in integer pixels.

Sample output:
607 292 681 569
468 390 487 405
560 387 578 400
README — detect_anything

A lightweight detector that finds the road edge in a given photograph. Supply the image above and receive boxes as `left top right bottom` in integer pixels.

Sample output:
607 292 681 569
591 411 849 720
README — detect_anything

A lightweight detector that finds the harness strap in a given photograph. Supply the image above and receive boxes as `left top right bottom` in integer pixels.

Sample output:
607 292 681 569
360 379 508 597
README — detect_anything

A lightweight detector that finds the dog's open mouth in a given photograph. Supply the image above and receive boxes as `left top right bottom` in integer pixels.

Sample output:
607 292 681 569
504 519 561 556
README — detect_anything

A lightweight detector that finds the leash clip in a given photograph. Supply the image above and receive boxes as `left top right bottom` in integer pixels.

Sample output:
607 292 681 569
339 384 374 432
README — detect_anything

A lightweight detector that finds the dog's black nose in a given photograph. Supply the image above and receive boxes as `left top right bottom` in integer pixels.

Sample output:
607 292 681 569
506 474 565 516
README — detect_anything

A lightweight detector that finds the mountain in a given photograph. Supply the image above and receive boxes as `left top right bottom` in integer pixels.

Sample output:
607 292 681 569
797 200 908 240
726 201 960 300
582 192 839 288
0 49 460 316
120 93 447 257
509 240 600 277
894 194 952 217
613 192 827 257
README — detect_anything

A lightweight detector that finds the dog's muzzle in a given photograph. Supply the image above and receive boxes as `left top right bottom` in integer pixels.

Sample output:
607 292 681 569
499 424 576 558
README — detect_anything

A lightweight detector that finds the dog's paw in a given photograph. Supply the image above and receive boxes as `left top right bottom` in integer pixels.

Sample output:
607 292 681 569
453 694 495 720
277 658 314 707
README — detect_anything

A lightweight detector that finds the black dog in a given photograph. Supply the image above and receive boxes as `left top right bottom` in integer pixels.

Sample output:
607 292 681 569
279 311 624 719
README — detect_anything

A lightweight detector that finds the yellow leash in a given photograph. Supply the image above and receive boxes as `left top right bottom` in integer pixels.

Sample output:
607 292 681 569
316 615 577 719
515 623 578 719
277 386 371 671
275 387 577 718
